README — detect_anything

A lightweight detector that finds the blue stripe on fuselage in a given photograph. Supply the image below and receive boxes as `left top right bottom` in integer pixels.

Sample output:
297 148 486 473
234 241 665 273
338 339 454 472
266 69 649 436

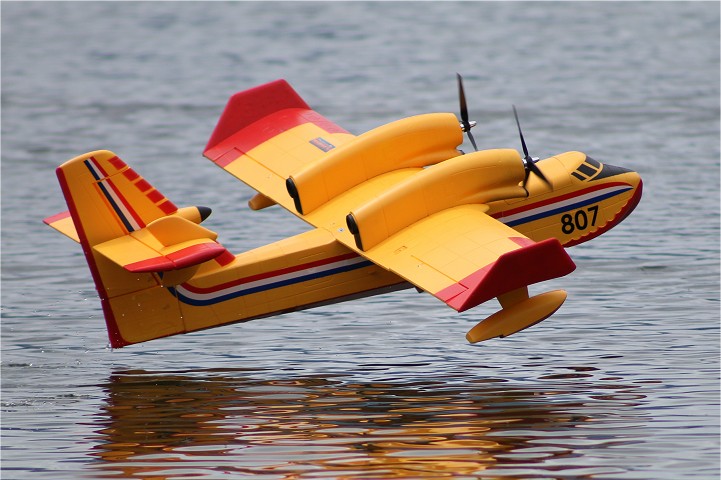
169 259 374 306
503 187 631 227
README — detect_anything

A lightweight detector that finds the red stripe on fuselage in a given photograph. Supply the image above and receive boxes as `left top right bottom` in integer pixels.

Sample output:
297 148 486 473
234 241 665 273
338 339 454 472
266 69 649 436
491 182 630 219
180 252 360 294
563 179 643 247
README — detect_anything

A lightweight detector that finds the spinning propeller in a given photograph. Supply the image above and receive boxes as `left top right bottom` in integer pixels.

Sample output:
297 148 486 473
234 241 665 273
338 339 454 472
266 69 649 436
512 105 551 189
456 73 478 151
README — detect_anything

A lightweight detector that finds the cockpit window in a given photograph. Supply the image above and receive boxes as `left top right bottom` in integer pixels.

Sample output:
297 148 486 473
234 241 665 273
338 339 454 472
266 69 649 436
573 156 633 181
572 156 602 181
585 156 601 169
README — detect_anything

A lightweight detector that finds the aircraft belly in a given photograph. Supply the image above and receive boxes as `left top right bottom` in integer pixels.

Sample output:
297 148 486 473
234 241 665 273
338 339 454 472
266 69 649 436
107 286 185 345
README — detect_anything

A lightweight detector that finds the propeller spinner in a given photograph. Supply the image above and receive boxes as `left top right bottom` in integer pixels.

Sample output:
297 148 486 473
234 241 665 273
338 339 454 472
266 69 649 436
456 73 478 151
512 105 551 189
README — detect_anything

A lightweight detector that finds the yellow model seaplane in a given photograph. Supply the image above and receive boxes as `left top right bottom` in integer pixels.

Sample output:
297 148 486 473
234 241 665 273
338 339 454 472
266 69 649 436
44 76 642 348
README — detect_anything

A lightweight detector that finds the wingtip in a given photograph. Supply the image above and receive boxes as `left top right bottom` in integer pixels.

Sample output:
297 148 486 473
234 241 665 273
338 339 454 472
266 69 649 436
437 238 575 312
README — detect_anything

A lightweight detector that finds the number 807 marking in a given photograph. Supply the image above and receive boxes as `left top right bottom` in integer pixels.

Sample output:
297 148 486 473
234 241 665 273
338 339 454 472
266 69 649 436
561 205 599 234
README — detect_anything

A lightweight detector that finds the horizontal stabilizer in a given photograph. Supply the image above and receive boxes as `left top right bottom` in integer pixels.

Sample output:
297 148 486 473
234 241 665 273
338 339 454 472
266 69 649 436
125 239 225 273
93 216 228 273
43 206 212 244
44 211 79 242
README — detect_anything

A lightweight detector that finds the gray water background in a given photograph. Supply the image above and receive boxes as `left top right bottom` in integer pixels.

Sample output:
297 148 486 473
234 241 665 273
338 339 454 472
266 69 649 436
1 2 719 479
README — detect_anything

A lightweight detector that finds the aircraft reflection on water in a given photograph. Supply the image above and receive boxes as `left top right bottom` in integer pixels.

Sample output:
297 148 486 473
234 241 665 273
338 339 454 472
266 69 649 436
88 368 647 478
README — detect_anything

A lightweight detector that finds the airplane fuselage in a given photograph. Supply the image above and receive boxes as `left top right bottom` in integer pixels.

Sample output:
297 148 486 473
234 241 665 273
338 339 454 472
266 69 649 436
153 149 640 345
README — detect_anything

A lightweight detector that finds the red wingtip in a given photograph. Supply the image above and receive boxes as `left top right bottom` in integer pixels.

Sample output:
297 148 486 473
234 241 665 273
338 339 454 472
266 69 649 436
204 79 310 154
437 238 576 312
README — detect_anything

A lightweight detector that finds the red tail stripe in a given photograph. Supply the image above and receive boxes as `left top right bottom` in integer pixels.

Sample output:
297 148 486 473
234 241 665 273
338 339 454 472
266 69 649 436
158 200 177 214
123 168 140 181
135 179 152 192
108 156 127 170
90 156 110 178
147 189 165 203
105 177 146 229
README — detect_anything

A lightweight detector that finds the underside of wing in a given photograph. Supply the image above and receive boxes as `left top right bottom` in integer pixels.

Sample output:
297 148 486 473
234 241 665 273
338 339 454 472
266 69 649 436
203 79 356 210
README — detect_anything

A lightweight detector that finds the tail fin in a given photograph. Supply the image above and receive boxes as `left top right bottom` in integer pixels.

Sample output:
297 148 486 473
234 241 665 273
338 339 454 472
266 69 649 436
52 150 229 348
57 150 178 245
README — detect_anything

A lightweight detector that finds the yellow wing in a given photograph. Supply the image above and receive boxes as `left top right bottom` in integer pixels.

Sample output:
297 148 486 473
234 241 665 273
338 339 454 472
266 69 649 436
295 149 576 312
349 205 575 312
202 80 464 215
203 81 575 314
203 79 356 210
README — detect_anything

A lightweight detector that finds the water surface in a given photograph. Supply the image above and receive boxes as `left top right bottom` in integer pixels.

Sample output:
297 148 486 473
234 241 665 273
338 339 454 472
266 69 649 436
2 2 719 479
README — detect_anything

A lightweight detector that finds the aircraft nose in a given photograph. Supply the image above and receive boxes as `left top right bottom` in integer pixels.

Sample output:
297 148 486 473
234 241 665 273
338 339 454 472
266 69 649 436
618 170 643 223
598 163 642 224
